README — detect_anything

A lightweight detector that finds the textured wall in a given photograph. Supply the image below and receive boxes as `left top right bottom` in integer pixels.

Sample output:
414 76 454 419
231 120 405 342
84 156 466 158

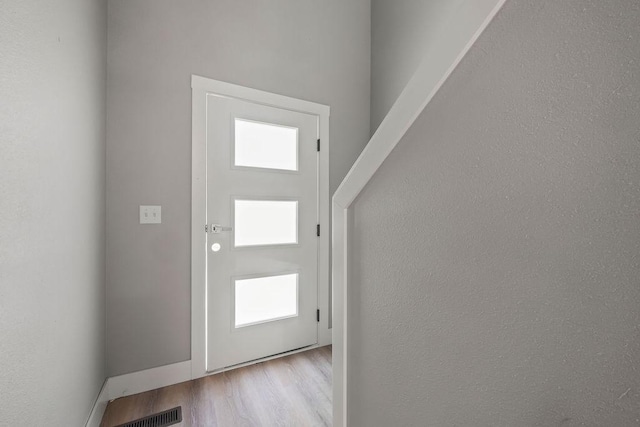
106 0 370 376
351 0 640 425
0 0 107 425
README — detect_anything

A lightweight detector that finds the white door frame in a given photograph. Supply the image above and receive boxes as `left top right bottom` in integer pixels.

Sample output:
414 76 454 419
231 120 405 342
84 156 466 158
191 75 331 379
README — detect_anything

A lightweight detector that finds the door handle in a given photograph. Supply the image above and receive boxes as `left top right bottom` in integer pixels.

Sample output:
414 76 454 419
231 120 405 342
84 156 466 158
210 224 233 234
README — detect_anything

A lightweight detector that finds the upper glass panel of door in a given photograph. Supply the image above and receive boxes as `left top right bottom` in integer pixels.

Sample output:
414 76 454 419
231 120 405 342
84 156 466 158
234 119 298 171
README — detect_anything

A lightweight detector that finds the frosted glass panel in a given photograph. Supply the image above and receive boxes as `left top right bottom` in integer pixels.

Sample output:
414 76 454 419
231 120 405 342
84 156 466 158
235 273 298 327
234 119 298 171
234 199 298 247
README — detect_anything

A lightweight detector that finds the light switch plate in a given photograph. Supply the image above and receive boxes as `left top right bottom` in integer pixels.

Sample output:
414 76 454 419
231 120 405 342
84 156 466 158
140 205 161 224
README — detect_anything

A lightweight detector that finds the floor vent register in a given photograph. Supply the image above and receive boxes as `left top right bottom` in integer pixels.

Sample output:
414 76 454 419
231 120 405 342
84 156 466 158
115 406 182 427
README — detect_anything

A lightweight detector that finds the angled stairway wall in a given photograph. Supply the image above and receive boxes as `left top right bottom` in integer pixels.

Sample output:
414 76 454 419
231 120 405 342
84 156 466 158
348 0 640 424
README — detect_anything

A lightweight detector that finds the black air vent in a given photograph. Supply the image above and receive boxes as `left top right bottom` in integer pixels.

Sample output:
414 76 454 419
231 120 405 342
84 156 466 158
115 406 182 427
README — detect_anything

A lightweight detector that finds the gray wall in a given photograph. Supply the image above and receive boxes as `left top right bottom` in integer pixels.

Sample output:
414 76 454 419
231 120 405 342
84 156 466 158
0 0 107 425
106 0 370 376
371 0 485 134
351 0 640 425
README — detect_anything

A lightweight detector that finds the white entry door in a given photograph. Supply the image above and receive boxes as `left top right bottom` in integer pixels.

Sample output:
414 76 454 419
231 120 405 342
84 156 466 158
205 94 319 372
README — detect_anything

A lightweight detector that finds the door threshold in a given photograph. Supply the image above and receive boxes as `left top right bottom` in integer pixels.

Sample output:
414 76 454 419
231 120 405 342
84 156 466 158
206 344 321 376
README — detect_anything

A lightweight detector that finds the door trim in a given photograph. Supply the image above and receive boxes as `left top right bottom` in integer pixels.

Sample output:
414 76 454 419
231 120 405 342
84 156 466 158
190 75 331 380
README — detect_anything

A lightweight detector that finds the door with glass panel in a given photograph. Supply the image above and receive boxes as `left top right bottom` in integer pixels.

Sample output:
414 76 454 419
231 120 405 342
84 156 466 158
205 94 318 372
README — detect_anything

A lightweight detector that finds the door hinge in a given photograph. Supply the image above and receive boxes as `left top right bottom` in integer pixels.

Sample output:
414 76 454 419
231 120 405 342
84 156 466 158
316 224 320 237
317 309 320 322
317 139 320 152
205 224 208 233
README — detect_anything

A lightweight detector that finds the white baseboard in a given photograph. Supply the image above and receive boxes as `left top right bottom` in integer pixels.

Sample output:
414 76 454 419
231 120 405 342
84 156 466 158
85 360 192 427
108 360 192 400
85 379 109 427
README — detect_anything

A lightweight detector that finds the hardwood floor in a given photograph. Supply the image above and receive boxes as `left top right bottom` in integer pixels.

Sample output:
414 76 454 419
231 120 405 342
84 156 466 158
101 346 332 427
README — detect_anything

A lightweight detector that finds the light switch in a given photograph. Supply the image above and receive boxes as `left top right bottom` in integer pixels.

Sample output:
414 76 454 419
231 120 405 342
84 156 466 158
140 205 161 224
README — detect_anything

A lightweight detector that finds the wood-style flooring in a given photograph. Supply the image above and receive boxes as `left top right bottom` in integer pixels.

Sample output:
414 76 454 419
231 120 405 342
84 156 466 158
101 346 332 427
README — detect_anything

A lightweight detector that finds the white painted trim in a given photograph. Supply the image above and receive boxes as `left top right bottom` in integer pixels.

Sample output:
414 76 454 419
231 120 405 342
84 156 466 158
331 206 348 427
108 360 193 400
85 379 109 427
191 75 332 380
191 76 330 118
191 77 208 380
317 98 332 347
85 361 192 426
331 1 507 425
